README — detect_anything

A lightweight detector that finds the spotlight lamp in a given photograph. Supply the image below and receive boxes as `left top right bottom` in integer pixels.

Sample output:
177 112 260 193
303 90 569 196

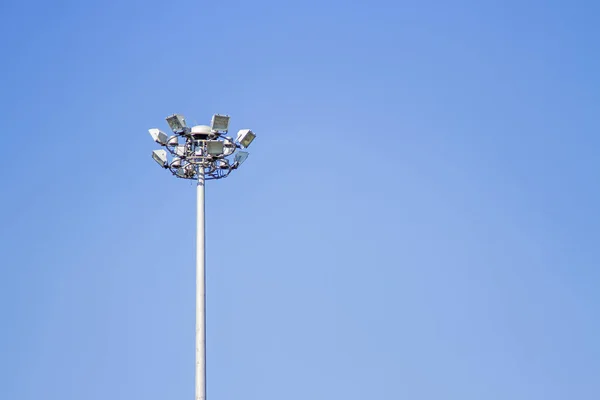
236 129 256 148
147 113 257 180
233 151 249 168
166 114 188 134
152 149 168 168
210 114 230 132
167 135 179 147
149 129 168 145
206 140 224 156
175 168 187 178
171 157 182 168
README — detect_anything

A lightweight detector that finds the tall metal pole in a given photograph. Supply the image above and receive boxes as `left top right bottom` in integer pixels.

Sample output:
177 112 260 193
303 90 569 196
195 166 206 400
148 114 255 400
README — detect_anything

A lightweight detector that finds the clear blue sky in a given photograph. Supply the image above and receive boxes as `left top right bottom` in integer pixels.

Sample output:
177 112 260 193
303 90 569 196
1 1 599 399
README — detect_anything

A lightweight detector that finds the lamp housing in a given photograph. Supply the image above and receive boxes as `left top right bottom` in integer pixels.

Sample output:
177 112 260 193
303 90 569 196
236 129 256 148
166 114 188 134
167 135 179 147
171 157 182 168
152 149 168 168
234 151 249 167
149 129 168 145
206 140 225 156
210 114 230 132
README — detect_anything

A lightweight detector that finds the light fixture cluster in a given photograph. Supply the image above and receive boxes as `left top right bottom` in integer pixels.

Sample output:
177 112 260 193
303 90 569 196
148 113 256 180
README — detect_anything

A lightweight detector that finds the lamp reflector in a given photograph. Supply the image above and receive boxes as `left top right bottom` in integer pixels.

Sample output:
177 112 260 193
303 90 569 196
171 157 182 168
167 135 179 147
166 114 187 133
236 129 256 148
211 114 230 132
152 149 168 168
175 145 186 157
149 128 168 145
206 140 225 155
234 151 249 166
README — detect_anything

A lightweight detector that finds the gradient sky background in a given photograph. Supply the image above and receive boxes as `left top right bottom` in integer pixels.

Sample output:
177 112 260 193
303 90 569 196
1 1 599 399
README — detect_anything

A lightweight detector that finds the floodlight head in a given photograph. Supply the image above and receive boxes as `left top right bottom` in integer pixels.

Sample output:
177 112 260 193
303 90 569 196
211 114 230 132
234 151 249 167
171 157 182 168
236 129 256 148
191 125 212 139
176 168 186 178
152 149 168 168
167 135 179 147
166 114 187 133
206 140 225 156
149 128 168 145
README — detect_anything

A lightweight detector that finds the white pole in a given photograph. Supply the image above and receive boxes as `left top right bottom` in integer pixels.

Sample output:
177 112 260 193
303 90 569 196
196 167 206 400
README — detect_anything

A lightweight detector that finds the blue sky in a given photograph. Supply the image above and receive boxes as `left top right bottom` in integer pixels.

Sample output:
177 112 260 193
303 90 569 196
1 0 599 399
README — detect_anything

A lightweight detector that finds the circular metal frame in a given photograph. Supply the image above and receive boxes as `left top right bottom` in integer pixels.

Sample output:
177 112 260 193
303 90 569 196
150 115 253 181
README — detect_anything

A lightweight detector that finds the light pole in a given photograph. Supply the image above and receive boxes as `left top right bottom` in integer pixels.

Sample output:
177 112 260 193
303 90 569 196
148 113 256 400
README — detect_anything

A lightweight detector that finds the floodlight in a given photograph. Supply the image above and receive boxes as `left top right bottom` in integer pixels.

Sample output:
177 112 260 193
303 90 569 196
152 149 168 168
236 129 256 148
166 114 187 133
171 157 182 168
234 151 249 166
149 128 168 145
191 125 212 139
206 141 224 156
210 114 230 132
176 168 186 178
175 145 186 157
167 135 179 147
